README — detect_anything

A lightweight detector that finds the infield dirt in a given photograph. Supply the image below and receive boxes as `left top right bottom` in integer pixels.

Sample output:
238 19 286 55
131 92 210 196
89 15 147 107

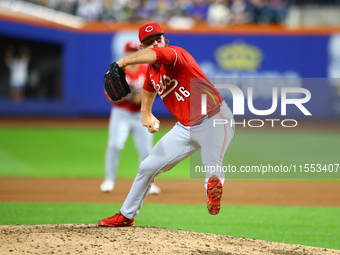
1 178 340 206
1 224 340 255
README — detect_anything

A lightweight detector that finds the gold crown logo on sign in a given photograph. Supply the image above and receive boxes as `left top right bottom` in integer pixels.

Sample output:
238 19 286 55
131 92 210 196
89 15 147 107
215 42 263 71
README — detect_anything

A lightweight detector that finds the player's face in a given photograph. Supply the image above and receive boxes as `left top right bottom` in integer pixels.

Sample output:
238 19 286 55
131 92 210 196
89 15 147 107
141 35 165 50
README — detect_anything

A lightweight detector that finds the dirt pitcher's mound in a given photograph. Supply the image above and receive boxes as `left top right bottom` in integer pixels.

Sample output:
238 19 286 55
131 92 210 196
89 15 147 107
1 225 339 255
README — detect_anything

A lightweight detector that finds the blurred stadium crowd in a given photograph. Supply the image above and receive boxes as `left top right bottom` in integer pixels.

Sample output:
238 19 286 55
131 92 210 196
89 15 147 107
20 0 340 27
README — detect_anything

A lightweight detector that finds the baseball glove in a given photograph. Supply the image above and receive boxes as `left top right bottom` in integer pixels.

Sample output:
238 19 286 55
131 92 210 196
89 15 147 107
104 62 131 101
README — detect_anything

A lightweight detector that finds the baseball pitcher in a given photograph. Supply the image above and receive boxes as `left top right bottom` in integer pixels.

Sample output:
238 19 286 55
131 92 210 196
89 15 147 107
99 23 235 227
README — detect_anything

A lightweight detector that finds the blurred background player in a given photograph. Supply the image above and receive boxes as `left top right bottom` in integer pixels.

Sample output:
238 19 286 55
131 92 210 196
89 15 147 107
4 44 31 102
100 41 161 195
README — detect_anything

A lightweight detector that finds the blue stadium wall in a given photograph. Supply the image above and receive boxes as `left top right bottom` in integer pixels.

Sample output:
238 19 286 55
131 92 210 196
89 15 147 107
0 17 339 118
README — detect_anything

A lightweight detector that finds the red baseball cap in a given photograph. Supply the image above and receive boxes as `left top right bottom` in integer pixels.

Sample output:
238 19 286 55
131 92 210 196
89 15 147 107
139 23 164 43
125 41 139 52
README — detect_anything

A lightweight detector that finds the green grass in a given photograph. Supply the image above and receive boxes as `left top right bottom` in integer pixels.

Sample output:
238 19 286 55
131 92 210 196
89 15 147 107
190 129 340 179
227 130 340 167
1 202 339 250
0 127 339 179
0 127 190 179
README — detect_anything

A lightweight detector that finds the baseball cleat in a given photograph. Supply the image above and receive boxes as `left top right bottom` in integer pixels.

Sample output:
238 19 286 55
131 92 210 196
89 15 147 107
148 183 161 195
207 175 223 215
100 180 114 192
98 211 134 227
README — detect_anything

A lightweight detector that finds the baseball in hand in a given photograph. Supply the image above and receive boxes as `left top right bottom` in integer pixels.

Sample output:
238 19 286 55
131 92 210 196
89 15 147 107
154 122 159 130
